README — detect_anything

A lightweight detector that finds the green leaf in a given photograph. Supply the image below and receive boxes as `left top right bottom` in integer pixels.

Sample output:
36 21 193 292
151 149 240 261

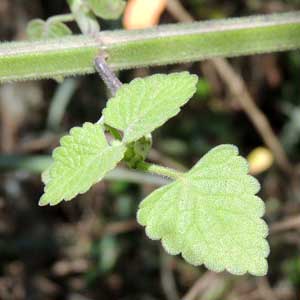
87 0 126 20
137 145 269 276
39 122 125 206
27 19 72 40
67 0 100 34
74 11 100 34
124 135 152 168
103 72 198 143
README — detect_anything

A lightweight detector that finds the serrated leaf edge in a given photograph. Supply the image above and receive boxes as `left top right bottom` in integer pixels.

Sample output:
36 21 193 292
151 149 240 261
103 72 198 143
137 144 269 276
39 122 125 206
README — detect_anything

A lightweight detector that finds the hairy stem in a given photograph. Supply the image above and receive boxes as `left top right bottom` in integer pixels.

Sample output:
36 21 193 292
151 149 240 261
94 54 123 126
1 11 300 82
137 161 183 180
94 54 122 96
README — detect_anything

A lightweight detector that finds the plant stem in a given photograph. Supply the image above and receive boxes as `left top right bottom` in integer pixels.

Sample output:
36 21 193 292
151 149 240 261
94 54 122 96
94 54 122 127
136 161 183 180
1 11 300 82
48 13 75 24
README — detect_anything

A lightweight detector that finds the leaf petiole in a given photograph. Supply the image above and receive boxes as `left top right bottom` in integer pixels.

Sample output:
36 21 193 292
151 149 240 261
136 161 183 180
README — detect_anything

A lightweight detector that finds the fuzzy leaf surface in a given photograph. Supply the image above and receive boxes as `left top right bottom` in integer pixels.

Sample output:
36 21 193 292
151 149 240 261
27 19 72 40
103 72 198 143
137 144 269 276
87 0 126 20
39 122 125 206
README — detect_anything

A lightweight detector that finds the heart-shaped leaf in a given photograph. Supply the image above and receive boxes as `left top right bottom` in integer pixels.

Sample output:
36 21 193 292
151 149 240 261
39 122 125 206
103 72 198 143
137 144 269 276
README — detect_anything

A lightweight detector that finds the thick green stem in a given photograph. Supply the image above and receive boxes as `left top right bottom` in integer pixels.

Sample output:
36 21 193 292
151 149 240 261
0 12 300 82
137 161 183 180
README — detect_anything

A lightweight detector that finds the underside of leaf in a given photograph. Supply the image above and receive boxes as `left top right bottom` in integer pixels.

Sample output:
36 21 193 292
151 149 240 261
39 122 125 206
137 144 269 276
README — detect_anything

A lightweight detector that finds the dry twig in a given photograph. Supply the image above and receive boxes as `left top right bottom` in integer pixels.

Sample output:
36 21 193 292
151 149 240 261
270 215 300 234
103 219 140 235
257 277 279 300
182 271 218 300
160 251 180 300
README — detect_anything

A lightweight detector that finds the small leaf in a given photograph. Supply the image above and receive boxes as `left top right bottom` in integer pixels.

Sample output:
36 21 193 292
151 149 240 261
87 0 126 20
67 0 100 34
27 19 72 40
39 122 125 206
46 22 72 39
103 72 198 143
137 145 269 276
26 19 45 40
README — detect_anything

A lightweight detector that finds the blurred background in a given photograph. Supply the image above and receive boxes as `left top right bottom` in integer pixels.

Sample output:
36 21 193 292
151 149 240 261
1 0 300 299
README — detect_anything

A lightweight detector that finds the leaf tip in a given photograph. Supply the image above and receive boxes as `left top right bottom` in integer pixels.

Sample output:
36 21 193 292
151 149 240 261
38 196 48 207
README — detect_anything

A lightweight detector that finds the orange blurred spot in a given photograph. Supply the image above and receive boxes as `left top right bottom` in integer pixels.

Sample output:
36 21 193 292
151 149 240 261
123 0 167 30
247 147 274 175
